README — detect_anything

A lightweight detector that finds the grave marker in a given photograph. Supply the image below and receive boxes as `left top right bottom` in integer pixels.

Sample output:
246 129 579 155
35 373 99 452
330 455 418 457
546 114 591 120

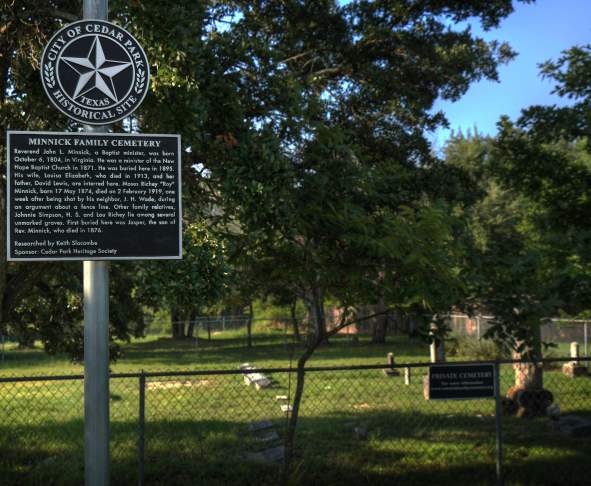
382 352 400 376
562 341 588 377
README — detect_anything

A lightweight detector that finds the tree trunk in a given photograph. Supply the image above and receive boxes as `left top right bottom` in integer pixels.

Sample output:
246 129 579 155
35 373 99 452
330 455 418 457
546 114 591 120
513 358 543 390
187 318 196 339
282 307 388 482
371 304 389 344
311 286 328 344
283 340 316 483
16 331 35 349
290 301 300 342
171 309 185 339
246 302 253 348
513 318 544 390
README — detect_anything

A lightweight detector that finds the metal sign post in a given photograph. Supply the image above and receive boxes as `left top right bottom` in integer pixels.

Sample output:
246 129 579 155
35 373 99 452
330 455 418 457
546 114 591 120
83 2 109 486
494 360 504 486
83 123 110 486
17 1 178 484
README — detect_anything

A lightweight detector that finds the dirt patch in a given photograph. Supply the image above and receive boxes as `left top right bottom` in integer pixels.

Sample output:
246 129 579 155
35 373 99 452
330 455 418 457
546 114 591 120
147 379 211 390
352 403 371 410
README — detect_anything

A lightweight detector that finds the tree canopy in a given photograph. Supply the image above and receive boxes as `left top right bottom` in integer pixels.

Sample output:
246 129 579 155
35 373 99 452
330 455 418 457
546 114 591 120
0 0 542 357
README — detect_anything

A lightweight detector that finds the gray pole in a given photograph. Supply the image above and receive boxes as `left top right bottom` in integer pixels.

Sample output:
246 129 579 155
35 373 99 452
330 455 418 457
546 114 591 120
83 2 110 486
84 259 110 486
494 360 504 486
84 0 107 19
138 371 146 486
584 322 588 360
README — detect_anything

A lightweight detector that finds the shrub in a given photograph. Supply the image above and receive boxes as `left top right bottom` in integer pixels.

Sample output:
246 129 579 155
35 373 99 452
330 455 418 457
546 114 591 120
447 333 509 360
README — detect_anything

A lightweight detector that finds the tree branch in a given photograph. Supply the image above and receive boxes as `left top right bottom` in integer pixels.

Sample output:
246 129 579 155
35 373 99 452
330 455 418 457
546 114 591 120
278 49 317 65
45 10 79 23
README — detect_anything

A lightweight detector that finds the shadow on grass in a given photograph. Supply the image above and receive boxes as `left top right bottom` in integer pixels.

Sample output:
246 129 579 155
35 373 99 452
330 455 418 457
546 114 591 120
0 333 430 374
117 334 429 369
0 346 68 367
1 407 590 485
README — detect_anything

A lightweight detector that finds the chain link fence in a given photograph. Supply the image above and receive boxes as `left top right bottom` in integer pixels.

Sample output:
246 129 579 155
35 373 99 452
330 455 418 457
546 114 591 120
143 316 297 344
1 358 591 485
541 319 591 358
447 315 591 358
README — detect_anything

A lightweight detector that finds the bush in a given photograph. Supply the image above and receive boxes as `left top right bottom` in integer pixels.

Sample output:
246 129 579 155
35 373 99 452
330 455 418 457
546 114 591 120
447 333 509 360
541 347 562 370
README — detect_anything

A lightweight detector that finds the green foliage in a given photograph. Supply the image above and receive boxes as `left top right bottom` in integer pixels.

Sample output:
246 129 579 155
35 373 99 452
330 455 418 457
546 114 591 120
441 41 591 358
5 261 144 361
173 0 528 329
447 333 509 361
0 0 532 356
443 133 556 357
484 42 591 353
7 263 82 350
135 222 229 317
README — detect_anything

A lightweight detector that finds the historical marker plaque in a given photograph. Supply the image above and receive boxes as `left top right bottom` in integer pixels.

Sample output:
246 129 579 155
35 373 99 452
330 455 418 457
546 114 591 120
40 20 150 125
428 363 496 400
7 131 181 261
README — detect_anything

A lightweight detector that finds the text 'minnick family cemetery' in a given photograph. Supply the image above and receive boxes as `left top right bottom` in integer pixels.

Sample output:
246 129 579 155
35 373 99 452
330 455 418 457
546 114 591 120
8 131 181 260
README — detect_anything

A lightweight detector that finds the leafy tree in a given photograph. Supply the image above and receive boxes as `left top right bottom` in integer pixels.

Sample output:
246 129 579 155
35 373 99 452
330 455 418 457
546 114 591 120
487 44 591 365
206 0 528 472
443 134 541 368
3 260 142 360
493 46 591 315
443 126 590 393
211 0 522 338
0 2 76 348
135 222 228 339
0 0 533 368
0 1 233 354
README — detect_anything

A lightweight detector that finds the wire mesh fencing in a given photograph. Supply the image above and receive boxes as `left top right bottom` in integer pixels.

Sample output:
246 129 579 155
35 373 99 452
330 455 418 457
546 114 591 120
1 358 591 485
447 314 591 358
143 316 297 346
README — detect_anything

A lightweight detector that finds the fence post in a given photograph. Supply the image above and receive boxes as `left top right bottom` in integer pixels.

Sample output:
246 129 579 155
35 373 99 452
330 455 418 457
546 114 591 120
584 323 588 361
138 371 146 486
494 360 503 486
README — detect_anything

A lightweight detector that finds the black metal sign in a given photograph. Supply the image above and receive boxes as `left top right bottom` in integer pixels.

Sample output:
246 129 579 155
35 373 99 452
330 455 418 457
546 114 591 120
428 363 495 400
40 20 149 125
7 131 181 261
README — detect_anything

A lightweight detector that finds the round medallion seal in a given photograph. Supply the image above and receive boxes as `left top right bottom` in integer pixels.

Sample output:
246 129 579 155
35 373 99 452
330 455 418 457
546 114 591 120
40 20 150 125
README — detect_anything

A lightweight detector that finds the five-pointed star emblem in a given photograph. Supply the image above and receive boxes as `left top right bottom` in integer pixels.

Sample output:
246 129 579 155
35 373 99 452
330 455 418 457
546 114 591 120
61 36 131 103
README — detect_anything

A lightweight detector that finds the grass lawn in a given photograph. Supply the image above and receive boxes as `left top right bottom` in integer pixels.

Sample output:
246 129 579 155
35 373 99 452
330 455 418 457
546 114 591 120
0 329 433 375
1 330 590 485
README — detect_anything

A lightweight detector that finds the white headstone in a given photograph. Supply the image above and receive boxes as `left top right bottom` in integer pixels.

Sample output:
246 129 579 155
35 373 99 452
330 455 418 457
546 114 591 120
571 342 580 359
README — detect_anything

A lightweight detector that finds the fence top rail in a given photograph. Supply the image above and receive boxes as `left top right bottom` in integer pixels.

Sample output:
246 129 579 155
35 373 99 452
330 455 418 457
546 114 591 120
0 373 85 383
543 318 591 324
0 356 589 383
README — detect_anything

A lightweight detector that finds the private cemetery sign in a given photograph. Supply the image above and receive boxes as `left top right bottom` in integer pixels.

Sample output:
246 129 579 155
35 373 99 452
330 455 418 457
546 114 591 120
7 131 181 261
428 363 495 400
